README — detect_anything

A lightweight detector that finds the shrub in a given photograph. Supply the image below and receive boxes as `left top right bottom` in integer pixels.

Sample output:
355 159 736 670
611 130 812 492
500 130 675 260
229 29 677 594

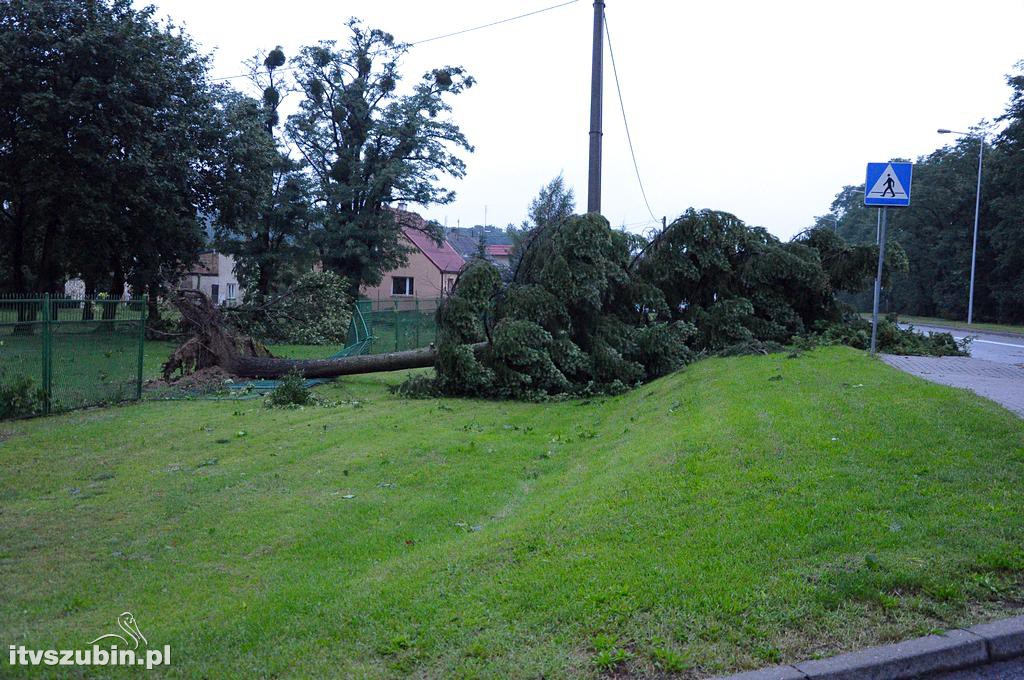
409 215 697 400
266 371 313 407
805 314 969 357
0 376 47 420
231 271 352 345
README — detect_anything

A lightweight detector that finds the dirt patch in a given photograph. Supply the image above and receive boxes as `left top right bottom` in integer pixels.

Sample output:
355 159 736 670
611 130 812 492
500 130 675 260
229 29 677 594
0 430 13 443
145 366 241 395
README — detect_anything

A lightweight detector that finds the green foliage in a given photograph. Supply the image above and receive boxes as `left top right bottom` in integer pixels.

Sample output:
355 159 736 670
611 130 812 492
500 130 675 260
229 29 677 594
285 19 474 296
592 646 632 671
825 62 1024 324
409 206 960 400
0 376 47 420
213 49 318 297
715 339 787 357
144 298 183 340
806 314 969 356
0 0 233 297
265 370 313 407
413 214 697 399
231 271 352 345
387 373 439 399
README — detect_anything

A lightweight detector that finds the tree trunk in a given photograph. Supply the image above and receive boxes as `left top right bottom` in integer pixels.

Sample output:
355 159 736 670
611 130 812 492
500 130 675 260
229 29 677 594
227 342 486 379
147 281 160 322
101 263 125 320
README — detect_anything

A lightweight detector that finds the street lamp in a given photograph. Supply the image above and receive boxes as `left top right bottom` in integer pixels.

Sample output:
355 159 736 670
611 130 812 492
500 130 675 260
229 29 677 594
937 128 985 325
820 215 840 231
846 187 883 244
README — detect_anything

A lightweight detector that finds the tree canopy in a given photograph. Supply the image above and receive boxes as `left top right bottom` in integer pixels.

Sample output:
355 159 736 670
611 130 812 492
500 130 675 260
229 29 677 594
404 210 881 400
285 20 474 298
0 0 230 299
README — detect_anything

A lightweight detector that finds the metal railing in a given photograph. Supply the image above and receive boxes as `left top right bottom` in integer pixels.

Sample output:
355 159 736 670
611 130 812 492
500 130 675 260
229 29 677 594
0 294 146 416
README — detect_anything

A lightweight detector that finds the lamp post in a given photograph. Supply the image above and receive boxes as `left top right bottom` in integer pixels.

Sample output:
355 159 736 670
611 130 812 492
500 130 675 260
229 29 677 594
937 128 985 325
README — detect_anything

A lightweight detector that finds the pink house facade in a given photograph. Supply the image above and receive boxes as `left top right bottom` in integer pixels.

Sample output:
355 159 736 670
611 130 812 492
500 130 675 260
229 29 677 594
360 209 465 309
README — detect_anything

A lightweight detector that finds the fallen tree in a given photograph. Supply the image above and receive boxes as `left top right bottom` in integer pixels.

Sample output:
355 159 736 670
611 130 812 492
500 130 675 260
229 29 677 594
162 288 484 380
227 343 487 378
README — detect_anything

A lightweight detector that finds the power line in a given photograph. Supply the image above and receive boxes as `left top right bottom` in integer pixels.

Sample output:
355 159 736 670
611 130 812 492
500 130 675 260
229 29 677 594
603 13 658 224
209 0 579 82
410 0 578 46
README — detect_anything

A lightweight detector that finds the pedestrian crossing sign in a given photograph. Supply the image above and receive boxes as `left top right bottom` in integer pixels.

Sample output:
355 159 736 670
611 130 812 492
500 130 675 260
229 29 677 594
865 162 913 207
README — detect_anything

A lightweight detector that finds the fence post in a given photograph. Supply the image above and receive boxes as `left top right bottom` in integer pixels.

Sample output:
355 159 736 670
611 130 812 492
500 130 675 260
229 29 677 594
415 299 420 347
42 293 52 415
136 297 146 400
394 303 400 352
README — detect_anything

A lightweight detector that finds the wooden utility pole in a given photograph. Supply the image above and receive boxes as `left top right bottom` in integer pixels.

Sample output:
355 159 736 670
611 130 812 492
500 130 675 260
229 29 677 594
587 0 605 213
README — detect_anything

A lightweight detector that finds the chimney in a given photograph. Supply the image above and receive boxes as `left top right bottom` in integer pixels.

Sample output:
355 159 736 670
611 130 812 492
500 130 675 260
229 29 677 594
397 201 408 212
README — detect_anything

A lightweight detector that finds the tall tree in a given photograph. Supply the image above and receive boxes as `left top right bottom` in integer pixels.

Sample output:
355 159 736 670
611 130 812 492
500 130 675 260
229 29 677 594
987 61 1024 322
0 0 254 320
286 20 474 298
213 49 317 297
523 175 576 231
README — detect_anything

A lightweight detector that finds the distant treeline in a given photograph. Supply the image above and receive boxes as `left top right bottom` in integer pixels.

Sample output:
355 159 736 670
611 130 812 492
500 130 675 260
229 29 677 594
816 61 1024 324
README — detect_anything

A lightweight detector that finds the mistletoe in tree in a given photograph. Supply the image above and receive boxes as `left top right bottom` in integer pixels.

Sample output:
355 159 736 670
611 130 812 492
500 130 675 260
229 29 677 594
286 19 474 298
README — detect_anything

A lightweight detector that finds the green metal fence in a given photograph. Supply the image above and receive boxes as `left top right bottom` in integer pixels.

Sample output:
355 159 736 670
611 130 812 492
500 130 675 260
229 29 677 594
360 298 441 354
0 294 146 416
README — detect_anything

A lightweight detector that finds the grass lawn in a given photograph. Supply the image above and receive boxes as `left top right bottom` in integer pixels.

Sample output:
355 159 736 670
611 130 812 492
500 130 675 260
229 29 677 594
1 347 1023 678
2 326 146 411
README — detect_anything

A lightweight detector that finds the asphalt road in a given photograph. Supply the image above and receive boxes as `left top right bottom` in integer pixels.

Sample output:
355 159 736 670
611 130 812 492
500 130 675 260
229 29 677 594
926 657 1024 679
902 323 1024 366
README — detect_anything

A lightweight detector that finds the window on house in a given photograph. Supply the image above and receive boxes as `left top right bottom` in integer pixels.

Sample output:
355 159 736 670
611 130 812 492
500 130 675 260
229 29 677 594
210 283 219 304
391 276 414 296
226 282 236 300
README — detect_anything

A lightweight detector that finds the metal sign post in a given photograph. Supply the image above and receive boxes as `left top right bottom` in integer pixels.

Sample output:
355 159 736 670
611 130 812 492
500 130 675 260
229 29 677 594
864 161 913 355
869 207 887 355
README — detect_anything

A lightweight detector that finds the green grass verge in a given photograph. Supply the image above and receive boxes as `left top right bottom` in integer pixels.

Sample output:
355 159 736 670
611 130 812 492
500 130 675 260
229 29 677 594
860 313 1024 337
1 347 1022 678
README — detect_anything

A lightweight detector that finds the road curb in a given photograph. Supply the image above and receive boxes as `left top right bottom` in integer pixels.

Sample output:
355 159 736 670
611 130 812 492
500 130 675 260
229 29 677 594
714 615 1024 680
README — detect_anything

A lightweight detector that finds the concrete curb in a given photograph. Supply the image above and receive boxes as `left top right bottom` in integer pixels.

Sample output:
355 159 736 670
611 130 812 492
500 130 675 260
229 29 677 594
714 615 1024 680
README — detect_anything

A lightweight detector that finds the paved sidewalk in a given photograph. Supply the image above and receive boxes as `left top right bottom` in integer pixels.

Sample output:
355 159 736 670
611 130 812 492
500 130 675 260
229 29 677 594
881 355 1024 417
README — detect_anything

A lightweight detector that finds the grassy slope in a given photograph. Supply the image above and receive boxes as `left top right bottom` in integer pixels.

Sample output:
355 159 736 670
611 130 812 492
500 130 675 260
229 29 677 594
1 347 1023 678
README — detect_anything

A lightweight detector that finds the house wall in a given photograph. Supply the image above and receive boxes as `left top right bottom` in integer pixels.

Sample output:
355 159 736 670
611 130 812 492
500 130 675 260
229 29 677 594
180 253 243 306
360 237 446 308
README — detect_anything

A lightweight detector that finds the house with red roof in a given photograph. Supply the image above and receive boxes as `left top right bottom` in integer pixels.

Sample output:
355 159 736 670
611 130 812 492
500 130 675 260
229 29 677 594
360 205 465 308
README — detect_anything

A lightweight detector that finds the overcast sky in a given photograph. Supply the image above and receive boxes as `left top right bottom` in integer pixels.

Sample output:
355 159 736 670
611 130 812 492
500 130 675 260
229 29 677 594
145 0 1023 240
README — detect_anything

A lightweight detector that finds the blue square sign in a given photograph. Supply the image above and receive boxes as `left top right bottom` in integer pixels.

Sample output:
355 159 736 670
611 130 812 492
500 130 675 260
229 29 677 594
865 162 912 207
